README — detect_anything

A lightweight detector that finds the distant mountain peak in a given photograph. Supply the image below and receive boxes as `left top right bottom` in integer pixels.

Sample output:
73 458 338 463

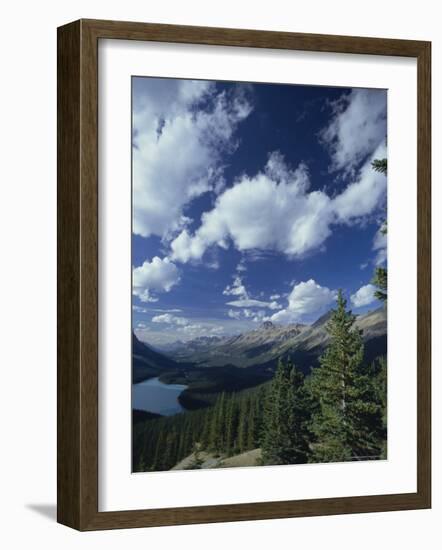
261 321 274 330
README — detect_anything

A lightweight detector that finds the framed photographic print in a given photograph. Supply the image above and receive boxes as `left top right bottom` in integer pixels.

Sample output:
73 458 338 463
57 19 431 530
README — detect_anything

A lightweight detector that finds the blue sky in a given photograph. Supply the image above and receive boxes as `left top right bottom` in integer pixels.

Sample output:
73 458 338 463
131 77 387 346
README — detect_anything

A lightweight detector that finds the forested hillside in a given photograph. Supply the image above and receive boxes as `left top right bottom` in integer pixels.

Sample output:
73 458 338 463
133 384 267 471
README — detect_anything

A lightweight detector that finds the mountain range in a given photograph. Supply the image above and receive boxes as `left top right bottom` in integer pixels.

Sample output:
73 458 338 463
157 306 387 371
133 306 386 410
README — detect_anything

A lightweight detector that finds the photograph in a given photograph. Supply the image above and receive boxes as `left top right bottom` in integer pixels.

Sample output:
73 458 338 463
131 76 388 472
1 0 434 538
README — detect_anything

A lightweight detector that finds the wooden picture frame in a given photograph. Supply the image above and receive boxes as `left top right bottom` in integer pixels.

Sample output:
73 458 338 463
57 18 431 531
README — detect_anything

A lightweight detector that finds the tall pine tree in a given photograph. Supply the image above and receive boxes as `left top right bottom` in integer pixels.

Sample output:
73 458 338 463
261 359 311 465
309 290 384 462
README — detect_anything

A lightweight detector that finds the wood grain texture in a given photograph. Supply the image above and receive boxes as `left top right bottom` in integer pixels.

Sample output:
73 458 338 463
416 42 431 507
57 19 431 531
83 18 427 57
57 20 81 529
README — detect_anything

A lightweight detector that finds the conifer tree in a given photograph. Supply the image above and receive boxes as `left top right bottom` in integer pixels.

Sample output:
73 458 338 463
247 399 256 450
309 291 383 462
224 396 236 456
371 158 387 174
261 359 311 465
367 356 388 458
207 402 219 451
237 401 249 453
152 430 165 471
216 392 227 450
372 266 387 302
371 156 388 302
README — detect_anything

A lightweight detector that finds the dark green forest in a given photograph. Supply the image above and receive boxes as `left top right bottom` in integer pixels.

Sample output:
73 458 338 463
133 291 387 472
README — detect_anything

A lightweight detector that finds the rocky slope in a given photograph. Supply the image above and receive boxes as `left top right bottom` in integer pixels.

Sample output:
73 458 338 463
171 448 262 470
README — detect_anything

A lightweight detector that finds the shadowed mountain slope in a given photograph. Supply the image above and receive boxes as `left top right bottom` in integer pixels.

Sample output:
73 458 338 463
132 332 181 383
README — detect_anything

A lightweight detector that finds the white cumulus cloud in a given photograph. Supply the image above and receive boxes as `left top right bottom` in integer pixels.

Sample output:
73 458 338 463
373 225 387 266
171 153 332 262
170 149 387 263
223 275 248 299
350 284 377 308
223 273 281 311
133 78 252 240
132 256 180 303
320 88 387 175
151 313 189 326
270 279 337 324
333 142 387 222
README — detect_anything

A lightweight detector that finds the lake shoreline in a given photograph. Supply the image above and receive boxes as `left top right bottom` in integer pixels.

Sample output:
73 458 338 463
132 376 188 416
